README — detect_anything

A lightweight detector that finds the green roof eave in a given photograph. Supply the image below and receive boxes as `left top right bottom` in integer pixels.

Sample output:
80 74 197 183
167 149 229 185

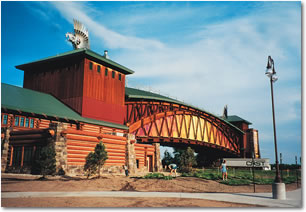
1 83 128 130
225 115 252 125
125 87 244 134
15 48 134 75
84 49 134 75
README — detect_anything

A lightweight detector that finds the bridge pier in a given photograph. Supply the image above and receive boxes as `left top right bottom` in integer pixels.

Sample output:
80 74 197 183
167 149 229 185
126 134 137 175
153 143 163 172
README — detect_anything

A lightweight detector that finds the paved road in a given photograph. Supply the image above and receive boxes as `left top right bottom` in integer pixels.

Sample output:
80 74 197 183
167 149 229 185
1 189 302 207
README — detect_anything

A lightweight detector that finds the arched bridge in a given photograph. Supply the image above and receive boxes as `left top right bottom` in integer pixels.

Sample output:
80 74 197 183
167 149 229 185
125 87 244 157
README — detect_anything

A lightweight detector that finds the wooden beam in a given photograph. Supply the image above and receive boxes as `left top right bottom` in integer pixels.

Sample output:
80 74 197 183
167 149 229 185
9 146 13 166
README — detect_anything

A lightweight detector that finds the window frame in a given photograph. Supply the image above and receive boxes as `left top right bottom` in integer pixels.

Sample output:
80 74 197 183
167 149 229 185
30 119 34 128
20 117 25 127
14 116 20 126
2 114 8 125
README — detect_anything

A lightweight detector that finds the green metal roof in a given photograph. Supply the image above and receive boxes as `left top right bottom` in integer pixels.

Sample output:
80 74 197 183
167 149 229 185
1 83 128 130
125 87 244 134
125 87 182 104
225 115 252 125
15 48 134 75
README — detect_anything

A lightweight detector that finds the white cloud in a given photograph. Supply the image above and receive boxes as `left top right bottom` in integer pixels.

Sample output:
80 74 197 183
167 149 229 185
50 2 164 50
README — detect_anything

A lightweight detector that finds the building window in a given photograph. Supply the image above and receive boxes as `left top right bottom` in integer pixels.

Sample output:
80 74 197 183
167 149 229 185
119 74 122 81
105 68 108 76
2 114 8 125
14 116 19 126
112 71 115 78
20 117 25 127
89 62 93 70
30 119 34 128
136 159 140 169
97 65 101 73
25 118 29 127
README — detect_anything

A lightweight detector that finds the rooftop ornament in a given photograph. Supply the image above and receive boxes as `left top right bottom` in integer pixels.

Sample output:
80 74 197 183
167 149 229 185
66 19 90 49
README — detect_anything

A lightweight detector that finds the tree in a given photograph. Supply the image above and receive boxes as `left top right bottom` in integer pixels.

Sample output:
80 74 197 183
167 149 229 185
84 141 108 178
172 147 184 165
36 143 56 179
162 150 173 167
179 147 197 173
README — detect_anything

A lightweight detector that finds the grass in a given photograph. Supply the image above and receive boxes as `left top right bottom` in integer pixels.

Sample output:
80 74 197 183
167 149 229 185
143 173 174 180
181 168 301 186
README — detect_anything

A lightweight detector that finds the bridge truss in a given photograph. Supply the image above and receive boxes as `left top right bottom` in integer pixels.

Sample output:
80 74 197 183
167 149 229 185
125 101 243 156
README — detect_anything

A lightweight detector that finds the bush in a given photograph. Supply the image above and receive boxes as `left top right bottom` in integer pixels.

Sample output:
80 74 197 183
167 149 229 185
58 167 65 176
35 143 56 178
84 141 108 178
179 147 197 173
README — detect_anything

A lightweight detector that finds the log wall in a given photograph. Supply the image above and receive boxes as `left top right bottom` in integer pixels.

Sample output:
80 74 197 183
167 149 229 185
134 143 155 170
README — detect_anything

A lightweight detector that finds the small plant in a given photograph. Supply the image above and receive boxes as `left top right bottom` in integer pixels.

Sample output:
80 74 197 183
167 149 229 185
143 173 174 180
58 167 65 176
84 141 108 178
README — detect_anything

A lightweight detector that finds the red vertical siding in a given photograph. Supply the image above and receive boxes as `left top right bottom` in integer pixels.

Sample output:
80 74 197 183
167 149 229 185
23 60 85 115
82 59 125 124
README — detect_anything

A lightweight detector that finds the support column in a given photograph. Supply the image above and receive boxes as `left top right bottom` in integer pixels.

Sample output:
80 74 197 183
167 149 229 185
126 134 136 175
153 143 163 172
50 122 67 174
1 127 11 172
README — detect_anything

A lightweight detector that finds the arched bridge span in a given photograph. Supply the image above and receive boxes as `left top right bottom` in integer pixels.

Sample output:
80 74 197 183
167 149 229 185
125 96 244 157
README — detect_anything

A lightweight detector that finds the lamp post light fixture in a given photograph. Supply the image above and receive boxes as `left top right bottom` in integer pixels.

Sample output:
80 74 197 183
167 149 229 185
265 55 286 199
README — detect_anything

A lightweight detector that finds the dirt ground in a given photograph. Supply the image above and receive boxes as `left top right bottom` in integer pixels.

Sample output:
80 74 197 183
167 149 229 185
1 173 299 207
2 197 261 208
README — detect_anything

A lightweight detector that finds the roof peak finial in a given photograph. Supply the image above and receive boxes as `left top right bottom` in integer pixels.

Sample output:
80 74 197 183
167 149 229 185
222 105 228 119
66 19 90 49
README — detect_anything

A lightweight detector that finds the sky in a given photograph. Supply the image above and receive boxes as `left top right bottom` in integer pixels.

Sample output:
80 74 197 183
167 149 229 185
1 1 302 164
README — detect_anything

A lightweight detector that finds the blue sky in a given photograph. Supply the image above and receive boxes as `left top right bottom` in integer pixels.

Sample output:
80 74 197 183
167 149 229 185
1 1 302 164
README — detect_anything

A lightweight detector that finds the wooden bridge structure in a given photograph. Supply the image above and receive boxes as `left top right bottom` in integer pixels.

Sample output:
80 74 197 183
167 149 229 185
124 88 245 159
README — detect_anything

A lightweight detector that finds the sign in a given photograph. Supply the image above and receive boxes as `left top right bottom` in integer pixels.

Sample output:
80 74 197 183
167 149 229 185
223 158 271 170
245 160 265 167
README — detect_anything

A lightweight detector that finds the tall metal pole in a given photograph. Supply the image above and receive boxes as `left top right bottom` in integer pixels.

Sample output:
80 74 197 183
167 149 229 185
280 153 283 181
252 155 256 193
270 76 282 183
295 156 299 188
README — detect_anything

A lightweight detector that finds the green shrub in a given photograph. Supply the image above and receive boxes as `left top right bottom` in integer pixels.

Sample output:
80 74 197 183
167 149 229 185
84 141 108 178
179 147 197 173
35 143 56 178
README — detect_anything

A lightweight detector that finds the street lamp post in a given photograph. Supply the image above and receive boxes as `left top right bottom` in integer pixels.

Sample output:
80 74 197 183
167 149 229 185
265 56 286 199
